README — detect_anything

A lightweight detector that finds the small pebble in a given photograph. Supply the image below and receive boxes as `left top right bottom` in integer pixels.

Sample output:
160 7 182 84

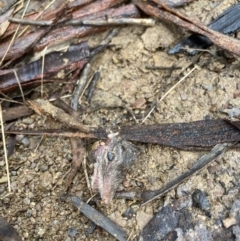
21 137 30 147
11 171 17 176
192 189 211 217
22 117 34 124
40 164 49 172
202 84 213 91
68 228 78 237
222 217 237 228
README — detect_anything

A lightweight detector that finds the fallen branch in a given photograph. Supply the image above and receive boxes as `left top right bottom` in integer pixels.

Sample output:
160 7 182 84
134 0 240 56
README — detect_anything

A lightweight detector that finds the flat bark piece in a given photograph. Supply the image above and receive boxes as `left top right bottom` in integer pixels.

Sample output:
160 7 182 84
5 120 240 150
0 216 22 241
72 196 127 241
72 0 127 19
0 29 46 61
0 41 90 93
93 119 240 150
3 105 33 122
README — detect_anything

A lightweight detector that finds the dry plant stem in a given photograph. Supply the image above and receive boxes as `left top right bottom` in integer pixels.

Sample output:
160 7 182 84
0 104 11 192
146 65 181 70
83 154 92 194
9 17 156 27
142 65 197 123
71 63 91 111
0 90 21 103
13 70 25 103
41 47 48 98
64 138 86 190
28 99 92 133
0 98 22 104
86 71 100 103
34 135 44 153
8 17 53 26
67 18 156 26
134 0 240 56
0 0 31 66
5 129 94 138
52 98 80 120
99 28 119 45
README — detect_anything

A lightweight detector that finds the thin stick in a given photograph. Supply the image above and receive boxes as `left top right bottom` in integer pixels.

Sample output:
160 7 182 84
0 104 11 192
34 135 45 152
8 17 53 26
0 98 23 105
68 18 156 26
71 63 91 110
9 17 156 27
83 154 92 195
103 28 119 43
86 71 100 103
0 0 31 66
13 70 25 103
49 94 72 101
141 65 197 123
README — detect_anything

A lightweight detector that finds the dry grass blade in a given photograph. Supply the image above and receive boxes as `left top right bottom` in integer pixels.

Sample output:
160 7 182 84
0 104 11 192
142 65 197 123
83 154 92 195
41 46 48 98
13 70 25 103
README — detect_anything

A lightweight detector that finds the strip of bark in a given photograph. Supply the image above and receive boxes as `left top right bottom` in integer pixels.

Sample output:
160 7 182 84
5 118 240 150
2 105 33 122
0 41 91 93
94 119 240 150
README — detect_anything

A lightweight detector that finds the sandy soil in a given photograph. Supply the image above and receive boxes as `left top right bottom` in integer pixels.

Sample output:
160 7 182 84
1 0 240 240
